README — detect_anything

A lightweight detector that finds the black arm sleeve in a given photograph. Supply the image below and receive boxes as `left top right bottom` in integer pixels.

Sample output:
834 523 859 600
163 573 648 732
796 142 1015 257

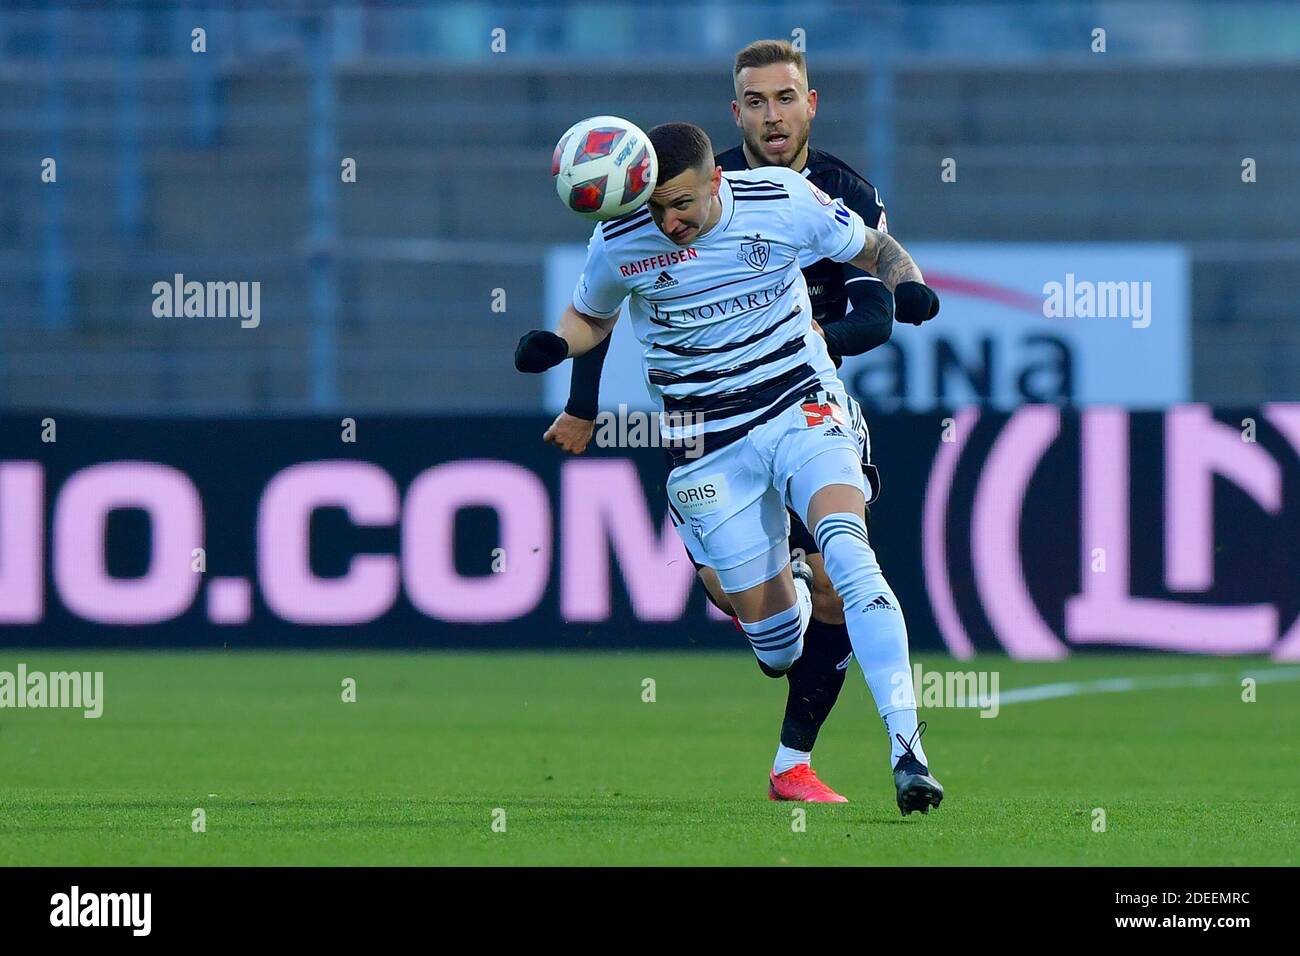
563 333 611 420
821 168 893 358
823 274 894 357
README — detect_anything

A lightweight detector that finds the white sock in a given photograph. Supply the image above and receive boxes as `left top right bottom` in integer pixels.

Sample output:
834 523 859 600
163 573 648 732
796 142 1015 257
814 512 928 769
737 602 804 672
792 567 813 637
773 744 812 775
884 709 927 767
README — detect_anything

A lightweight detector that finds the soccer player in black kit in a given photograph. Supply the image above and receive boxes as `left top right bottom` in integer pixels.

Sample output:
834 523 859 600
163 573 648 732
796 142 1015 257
542 40 934 804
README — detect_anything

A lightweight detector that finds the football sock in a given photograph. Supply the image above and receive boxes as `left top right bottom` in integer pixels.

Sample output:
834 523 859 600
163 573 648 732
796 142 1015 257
754 570 815 678
813 512 928 769
773 743 812 775
738 602 804 673
777 616 852 752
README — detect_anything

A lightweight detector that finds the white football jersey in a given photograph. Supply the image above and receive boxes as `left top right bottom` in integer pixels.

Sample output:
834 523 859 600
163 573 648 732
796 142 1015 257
571 165 868 464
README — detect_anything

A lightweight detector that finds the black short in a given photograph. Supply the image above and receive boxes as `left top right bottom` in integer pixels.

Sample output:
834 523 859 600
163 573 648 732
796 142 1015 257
685 462 881 571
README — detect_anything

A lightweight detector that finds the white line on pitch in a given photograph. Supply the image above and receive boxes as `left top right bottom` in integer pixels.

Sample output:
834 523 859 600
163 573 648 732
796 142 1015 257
993 666 1300 706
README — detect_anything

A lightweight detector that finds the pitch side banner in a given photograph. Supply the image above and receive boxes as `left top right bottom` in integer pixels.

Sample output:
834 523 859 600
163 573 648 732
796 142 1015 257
0 409 1296 658
543 243 1189 412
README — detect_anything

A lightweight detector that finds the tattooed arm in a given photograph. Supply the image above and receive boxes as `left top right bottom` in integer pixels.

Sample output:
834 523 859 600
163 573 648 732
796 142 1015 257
846 229 939 326
847 228 924 291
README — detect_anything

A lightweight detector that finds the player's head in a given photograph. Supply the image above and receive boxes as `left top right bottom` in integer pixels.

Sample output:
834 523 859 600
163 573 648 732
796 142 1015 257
731 39 817 169
646 122 722 246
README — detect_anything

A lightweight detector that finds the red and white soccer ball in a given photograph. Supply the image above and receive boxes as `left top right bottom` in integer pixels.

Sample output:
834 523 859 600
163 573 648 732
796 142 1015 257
551 115 658 221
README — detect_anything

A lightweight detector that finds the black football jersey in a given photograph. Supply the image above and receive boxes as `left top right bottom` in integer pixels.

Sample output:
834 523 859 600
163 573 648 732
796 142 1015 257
715 145 887 328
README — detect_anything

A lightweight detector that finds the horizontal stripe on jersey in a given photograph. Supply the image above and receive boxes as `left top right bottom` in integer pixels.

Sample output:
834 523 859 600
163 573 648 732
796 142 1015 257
649 307 802 356
649 335 807 388
662 379 819 468
660 362 816 417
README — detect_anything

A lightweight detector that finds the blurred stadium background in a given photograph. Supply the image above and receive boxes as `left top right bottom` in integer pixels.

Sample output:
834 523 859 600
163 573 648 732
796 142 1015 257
3 1 1298 410
1 1 1297 656
2 0 1299 869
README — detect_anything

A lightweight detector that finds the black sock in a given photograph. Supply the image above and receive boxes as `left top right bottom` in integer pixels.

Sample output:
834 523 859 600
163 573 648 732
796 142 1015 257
779 617 853 752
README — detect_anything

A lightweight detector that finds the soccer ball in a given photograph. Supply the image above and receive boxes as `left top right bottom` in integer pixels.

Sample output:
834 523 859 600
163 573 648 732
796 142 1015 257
552 116 658 221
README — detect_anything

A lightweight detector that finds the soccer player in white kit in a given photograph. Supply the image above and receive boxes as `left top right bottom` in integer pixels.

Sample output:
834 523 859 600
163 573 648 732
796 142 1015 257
516 122 943 814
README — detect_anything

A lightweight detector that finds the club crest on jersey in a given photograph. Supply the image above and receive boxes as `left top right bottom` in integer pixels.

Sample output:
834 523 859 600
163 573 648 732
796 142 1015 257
736 237 770 271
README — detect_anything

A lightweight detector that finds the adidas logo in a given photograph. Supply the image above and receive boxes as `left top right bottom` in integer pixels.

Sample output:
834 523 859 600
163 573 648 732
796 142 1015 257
652 271 679 289
862 595 896 612
823 425 847 438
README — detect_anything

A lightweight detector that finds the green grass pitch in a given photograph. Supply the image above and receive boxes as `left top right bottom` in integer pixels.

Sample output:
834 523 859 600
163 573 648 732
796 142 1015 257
0 651 1296 866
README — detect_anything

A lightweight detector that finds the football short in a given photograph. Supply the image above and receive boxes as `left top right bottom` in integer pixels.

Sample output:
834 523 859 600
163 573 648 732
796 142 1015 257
665 383 877 591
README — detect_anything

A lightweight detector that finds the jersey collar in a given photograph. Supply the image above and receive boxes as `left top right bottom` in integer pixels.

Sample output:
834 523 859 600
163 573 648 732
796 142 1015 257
691 178 735 245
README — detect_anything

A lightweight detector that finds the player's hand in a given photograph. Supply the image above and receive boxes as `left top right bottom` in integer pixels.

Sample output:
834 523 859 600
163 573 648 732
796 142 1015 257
894 281 940 326
810 319 826 339
544 412 596 455
514 330 569 373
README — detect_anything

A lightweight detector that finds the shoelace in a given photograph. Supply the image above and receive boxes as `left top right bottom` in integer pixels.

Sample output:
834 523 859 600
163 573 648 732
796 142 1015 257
778 765 824 790
894 720 928 770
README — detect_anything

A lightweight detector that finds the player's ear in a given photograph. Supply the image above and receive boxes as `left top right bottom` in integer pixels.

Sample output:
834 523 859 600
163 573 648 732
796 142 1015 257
711 165 722 194
731 99 742 127
807 88 818 118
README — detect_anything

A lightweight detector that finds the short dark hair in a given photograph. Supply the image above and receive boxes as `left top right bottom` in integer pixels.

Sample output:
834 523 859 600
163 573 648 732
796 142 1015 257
648 122 713 185
733 39 809 88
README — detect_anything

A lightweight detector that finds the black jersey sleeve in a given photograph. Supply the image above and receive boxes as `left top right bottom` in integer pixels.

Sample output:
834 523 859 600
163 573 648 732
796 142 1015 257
834 167 886 232
824 277 893 356
563 333 610 420
821 169 894 357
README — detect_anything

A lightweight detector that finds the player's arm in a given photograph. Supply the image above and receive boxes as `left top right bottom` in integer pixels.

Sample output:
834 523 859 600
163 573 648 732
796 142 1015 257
565 334 611 420
848 228 921 290
846 229 937 327
823 175 894 356
515 303 617 373
516 226 626 375
790 169 938 328
823 270 893 357
538 332 612 454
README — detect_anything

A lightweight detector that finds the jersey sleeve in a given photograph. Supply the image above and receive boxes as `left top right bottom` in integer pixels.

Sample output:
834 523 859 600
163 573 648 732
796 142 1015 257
835 170 887 232
571 227 627 319
785 169 868 265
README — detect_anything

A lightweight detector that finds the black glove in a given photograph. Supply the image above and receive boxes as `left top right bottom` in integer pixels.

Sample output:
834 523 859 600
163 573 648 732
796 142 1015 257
894 281 940 326
514 330 570 373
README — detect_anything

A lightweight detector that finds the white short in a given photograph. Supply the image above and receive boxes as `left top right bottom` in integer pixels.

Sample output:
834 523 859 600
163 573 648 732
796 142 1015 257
665 384 867 592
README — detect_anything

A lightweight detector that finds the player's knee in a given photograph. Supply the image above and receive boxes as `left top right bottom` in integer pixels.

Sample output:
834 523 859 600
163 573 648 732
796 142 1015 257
738 602 804 674
812 512 892 612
